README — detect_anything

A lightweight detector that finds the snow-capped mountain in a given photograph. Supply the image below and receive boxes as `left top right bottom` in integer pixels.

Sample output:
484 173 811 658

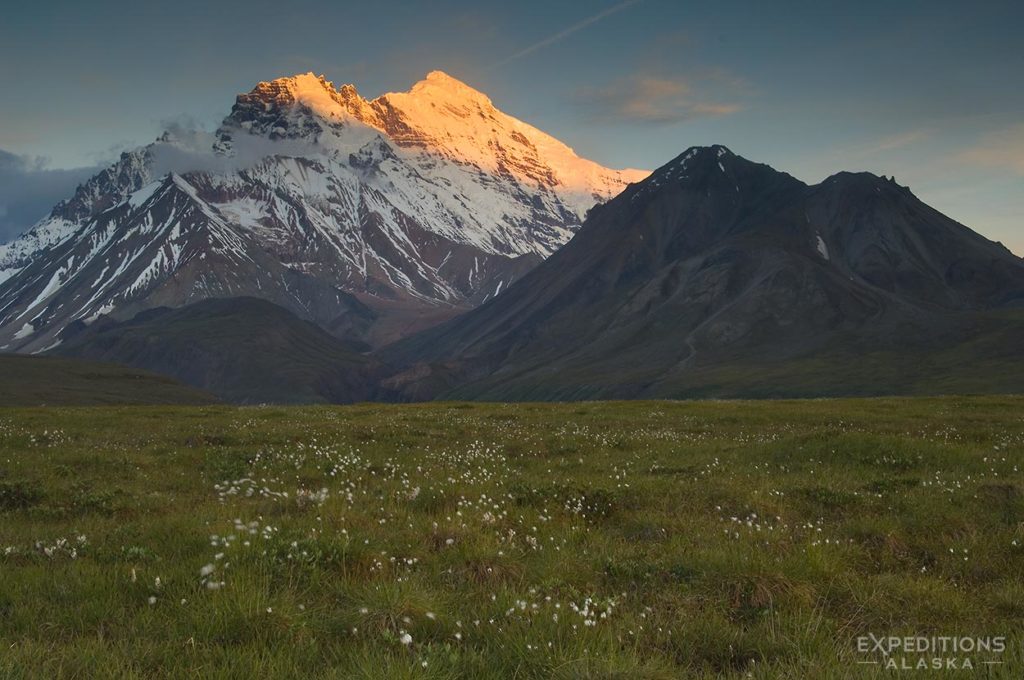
0 71 647 352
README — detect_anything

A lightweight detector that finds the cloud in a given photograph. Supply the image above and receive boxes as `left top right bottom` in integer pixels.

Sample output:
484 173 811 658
0 150 100 244
818 129 931 170
577 75 741 125
956 123 1024 175
146 128 325 178
494 0 644 67
861 129 930 155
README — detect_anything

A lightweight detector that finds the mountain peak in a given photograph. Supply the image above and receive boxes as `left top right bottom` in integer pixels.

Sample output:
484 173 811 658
215 72 374 149
238 72 368 115
657 145 734 171
213 69 644 200
822 170 903 187
423 69 465 85
405 70 493 107
250 72 334 98
643 144 782 188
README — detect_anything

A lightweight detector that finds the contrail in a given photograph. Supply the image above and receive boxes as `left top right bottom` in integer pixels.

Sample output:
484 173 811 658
494 0 644 68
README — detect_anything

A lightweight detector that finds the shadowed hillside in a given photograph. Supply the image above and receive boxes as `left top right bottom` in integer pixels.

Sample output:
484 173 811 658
0 354 217 406
56 297 388 404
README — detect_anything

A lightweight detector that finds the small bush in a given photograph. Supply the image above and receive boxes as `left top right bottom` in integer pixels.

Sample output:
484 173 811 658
0 481 44 510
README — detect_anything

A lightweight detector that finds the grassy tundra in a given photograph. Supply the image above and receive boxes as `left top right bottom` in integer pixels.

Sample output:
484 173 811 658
1 397 1023 678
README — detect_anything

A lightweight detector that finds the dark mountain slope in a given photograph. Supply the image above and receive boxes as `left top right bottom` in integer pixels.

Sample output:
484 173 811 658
0 354 217 406
382 146 1024 400
56 297 386 404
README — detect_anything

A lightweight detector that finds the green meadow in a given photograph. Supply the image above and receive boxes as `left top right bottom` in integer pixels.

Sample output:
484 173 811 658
1 397 1022 678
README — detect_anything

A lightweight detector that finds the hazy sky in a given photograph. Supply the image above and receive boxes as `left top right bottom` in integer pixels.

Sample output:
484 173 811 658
1 0 1021 253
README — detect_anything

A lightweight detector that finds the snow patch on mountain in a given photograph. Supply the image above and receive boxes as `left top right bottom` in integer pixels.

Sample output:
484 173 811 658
816 233 830 261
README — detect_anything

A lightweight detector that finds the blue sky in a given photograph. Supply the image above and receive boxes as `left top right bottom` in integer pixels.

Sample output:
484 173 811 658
1 0 1021 253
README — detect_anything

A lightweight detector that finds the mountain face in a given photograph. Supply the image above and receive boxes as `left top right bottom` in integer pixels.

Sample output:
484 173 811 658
0 71 646 353
383 146 1024 400
56 297 387 404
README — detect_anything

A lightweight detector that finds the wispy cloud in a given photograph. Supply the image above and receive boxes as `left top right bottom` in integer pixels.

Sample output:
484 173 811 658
576 74 741 125
956 123 1024 175
861 129 930 155
820 129 931 169
494 0 644 68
